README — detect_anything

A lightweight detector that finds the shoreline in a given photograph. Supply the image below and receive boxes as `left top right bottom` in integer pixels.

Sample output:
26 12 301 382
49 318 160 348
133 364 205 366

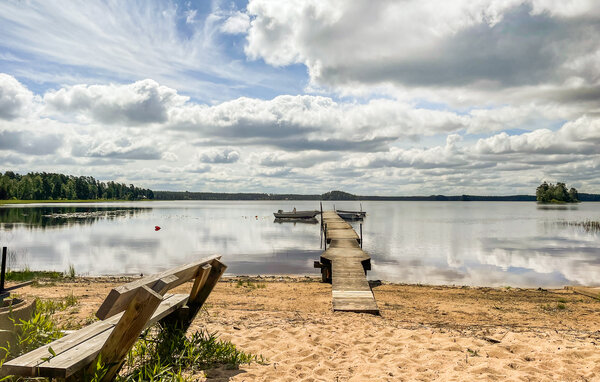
6 275 600 380
8 271 599 290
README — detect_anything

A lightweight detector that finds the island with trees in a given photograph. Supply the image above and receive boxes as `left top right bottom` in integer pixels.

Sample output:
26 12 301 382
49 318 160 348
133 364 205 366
536 182 579 203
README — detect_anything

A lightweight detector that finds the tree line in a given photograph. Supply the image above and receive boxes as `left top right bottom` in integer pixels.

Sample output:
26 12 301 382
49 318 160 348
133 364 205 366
536 182 578 203
0 171 154 201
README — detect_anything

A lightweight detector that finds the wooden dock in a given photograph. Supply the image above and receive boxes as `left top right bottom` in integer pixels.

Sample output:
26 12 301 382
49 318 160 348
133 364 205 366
315 211 379 315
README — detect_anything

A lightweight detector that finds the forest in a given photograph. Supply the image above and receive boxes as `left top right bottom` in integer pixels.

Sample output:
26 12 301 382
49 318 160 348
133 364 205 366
0 171 154 201
535 182 579 203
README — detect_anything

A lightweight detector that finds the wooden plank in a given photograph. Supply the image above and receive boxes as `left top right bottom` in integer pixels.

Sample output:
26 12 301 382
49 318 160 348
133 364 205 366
184 259 227 327
152 275 179 295
96 255 221 319
189 264 212 303
326 230 359 241
318 211 379 315
94 285 163 381
329 239 360 248
325 222 352 230
1 294 189 379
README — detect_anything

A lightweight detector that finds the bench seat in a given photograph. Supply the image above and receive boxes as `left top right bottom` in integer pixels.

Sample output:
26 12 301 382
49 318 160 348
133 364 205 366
1 293 189 379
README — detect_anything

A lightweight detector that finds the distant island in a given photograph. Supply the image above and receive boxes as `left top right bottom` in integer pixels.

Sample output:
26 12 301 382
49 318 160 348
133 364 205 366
535 182 579 204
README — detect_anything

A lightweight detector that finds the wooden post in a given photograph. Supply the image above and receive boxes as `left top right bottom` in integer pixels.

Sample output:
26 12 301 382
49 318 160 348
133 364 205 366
90 285 163 382
360 224 363 248
320 202 323 230
181 259 226 329
1 247 7 292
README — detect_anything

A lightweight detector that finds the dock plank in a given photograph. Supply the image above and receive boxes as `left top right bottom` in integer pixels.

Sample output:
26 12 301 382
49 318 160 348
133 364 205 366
318 211 379 315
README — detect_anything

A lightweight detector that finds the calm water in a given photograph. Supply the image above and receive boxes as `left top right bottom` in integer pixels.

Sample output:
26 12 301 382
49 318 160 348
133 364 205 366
0 201 599 287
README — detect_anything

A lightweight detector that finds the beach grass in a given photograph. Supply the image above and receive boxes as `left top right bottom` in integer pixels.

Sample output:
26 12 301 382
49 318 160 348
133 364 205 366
4 269 65 282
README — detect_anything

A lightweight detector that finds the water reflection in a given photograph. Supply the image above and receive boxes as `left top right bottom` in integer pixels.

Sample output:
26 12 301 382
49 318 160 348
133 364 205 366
0 206 150 229
536 204 579 210
0 200 599 287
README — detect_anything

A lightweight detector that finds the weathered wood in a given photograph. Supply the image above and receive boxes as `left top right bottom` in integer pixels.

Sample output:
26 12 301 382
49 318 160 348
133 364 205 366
184 259 226 327
152 275 180 295
318 211 379 315
96 255 221 319
93 285 163 381
325 222 352 230
3 254 227 380
1 293 189 378
189 264 212 303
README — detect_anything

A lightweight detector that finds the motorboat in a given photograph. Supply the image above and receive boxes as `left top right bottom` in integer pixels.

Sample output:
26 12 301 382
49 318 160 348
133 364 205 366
273 208 319 219
336 211 364 220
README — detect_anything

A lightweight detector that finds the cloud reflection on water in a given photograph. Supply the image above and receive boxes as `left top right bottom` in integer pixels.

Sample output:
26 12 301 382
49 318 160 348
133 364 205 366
0 201 599 287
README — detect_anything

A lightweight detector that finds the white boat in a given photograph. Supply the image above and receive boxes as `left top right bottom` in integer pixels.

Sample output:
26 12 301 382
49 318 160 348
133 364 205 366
273 208 319 219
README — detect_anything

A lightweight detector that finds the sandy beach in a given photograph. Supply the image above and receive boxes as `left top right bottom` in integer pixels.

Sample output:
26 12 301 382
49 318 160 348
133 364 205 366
9 276 600 381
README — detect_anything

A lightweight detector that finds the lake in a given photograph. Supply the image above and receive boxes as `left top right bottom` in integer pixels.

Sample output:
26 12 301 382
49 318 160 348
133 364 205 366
0 200 599 287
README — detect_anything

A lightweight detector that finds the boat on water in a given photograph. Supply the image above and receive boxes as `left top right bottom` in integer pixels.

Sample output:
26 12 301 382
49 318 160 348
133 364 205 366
335 204 366 220
274 217 319 224
336 211 364 220
336 209 366 217
273 208 319 219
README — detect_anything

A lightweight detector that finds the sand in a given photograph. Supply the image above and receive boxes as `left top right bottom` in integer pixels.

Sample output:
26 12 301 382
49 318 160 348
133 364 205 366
9 276 600 381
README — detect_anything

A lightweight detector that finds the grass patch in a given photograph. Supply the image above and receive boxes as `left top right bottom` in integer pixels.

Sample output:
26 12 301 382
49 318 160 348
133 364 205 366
558 220 600 233
4 269 64 282
541 302 567 312
235 279 266 289
0 295 77 365
115 325 263 381
66 264 76 279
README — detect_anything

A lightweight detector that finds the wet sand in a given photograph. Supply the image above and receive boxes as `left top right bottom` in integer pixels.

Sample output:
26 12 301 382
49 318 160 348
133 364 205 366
10 276 600 381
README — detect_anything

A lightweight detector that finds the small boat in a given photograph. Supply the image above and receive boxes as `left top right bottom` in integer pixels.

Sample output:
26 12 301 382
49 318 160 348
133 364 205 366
274 217 319 224
336 209 366 217
335 203 366 220
336 211 363 220
273 208 319 219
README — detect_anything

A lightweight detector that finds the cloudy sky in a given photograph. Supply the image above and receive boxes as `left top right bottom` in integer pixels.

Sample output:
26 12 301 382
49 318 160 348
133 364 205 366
1 0 599 195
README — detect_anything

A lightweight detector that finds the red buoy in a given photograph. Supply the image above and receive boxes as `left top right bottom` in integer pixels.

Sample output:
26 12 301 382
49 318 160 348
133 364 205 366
155 226 161 231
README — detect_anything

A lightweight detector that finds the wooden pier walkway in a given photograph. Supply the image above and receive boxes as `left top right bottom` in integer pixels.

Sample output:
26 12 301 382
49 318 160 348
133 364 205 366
315 211 379 315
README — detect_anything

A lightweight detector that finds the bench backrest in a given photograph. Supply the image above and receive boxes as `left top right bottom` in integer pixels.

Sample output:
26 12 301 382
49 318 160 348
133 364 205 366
96 254 223 320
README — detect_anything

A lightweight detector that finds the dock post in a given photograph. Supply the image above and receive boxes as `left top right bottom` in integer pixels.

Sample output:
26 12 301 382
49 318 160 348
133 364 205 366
1 247 6 292
360 224 363 248
320 202 323 231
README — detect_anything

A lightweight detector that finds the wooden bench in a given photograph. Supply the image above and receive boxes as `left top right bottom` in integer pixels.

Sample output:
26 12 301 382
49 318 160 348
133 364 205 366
0 255 226 381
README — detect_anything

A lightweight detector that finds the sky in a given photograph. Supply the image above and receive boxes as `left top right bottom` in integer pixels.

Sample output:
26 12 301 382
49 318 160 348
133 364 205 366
1 0 599 195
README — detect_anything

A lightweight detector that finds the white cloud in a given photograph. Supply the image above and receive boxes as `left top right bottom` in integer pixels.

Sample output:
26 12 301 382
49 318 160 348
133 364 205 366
198 148 240 163
221 11 250 34
70 135 163 160
2 75 600 195
185 9 197 24
245 0 600 102
0 73 34 120
0 1 285 102
475 115 600 156
44 79 187 125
